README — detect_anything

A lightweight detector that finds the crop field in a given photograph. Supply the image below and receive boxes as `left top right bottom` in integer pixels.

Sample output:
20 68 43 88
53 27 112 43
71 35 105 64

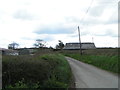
2 53 72 89
62 48 119 74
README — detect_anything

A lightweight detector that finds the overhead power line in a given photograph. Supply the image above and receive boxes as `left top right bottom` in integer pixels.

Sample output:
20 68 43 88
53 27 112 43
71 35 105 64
77 0 94 50
81 0 94 23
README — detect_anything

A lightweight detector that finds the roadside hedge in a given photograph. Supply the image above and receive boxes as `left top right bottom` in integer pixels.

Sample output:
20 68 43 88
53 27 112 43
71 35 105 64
2 54 72 88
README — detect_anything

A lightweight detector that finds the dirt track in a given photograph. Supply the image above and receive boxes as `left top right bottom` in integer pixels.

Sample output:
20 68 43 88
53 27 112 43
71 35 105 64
66 57 118 88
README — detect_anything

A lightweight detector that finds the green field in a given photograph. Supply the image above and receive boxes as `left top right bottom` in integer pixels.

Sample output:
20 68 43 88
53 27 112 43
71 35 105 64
2 53 72 88
62 48 119 74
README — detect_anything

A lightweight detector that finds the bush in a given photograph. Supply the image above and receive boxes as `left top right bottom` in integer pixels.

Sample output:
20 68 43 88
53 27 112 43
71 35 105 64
2 54 72 88
3 55 51 87
43 79 67 88
41 54 72 87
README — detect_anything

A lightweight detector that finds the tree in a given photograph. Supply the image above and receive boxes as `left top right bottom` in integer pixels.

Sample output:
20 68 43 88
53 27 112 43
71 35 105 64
55 45 59 49
34 39 46 48
56 40 64 50
49 46 53 49
8 42 19 49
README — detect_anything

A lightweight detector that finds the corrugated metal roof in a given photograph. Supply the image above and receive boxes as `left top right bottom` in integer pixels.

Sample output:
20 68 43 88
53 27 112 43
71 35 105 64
64 42 96 49
0 48 18 52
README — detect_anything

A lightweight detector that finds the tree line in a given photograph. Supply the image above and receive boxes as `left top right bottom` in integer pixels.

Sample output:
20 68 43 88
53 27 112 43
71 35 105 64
8 39 64 50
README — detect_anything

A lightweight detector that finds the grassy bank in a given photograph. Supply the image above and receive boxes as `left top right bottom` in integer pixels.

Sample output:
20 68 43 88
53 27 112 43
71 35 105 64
63 53 119 74
2 54 72 88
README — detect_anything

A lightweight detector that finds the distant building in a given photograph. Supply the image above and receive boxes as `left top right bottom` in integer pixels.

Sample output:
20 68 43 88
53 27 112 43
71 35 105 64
63 42 96 50
18 49 30 55
0 48 19 55
16 48 35 55
17 47 49 55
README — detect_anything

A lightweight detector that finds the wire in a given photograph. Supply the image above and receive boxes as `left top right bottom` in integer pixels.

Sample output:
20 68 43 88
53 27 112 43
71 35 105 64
80 0 118 24
80 0 94 23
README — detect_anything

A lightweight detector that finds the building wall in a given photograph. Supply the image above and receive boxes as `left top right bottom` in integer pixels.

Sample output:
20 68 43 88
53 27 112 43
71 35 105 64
19 49 30 55
82 43 96 49
2 49 19 55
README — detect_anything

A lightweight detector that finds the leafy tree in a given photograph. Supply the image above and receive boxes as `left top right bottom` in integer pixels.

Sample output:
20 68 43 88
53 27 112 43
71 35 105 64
56 40 64 50
34 39 46 48
8 42 19 49
55 45 59 49
49 46 53 49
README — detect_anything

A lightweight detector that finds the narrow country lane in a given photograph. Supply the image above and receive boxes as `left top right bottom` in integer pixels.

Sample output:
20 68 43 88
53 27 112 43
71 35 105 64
66 57 119 88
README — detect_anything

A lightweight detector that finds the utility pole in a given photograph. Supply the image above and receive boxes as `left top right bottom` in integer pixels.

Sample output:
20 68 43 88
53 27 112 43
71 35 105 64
78 26 82 55
92 37 94 43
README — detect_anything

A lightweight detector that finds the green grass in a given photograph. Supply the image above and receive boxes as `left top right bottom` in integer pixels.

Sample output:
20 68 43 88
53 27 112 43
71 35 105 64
2 54 72 88
63 53 119 74
41 54 72 88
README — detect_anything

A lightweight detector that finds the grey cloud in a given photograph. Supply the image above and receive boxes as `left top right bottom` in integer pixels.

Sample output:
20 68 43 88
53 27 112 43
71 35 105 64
105 10 118 24
105 30 118 37
13 10 34 20
83 16 117 25
93 29 118 37
85 0 118 25
68 30 90 38
65 16 104 26
65 16 101 25
22 36 54 42
106 18 118 25
86 0 117 17
82 18 103 25
43 36 55 41
34 26 75 34
69 32 89 38
68 15 117 26
89 5 105 17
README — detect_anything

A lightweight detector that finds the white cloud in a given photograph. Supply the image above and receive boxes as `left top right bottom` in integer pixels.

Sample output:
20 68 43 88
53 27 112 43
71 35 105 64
0 0 118 48
13 10 35 20
94 36 118 47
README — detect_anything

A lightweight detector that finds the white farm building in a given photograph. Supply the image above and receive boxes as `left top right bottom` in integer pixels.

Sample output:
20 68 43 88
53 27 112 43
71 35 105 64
63 42 96 50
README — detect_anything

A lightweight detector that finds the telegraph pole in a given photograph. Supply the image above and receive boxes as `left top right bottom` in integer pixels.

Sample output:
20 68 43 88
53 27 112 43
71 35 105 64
92 37 94 43
78 26 82 55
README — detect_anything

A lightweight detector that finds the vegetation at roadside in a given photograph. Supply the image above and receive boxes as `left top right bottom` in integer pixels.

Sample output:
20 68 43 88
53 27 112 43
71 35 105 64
2 54 72 89
62 48 119 74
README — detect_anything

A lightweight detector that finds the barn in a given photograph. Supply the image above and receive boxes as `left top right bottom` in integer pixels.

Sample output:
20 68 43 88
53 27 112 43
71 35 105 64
63 42 96 50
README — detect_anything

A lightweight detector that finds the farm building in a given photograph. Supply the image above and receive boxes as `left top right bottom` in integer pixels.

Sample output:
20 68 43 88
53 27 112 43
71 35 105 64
0 48 19 55
63 42 96 50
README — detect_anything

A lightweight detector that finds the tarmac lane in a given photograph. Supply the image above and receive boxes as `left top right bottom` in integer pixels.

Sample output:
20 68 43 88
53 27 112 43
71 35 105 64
66 57 119 88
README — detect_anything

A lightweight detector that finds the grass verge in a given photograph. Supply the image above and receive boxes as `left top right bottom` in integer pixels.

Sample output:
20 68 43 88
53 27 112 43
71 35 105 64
63 53 119 74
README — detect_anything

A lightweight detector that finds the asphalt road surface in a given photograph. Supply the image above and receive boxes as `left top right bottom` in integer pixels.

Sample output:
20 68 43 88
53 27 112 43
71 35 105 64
66 57 119 88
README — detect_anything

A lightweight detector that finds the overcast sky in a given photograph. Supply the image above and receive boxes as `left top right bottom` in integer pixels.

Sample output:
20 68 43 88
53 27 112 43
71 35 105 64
0 0 119 48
